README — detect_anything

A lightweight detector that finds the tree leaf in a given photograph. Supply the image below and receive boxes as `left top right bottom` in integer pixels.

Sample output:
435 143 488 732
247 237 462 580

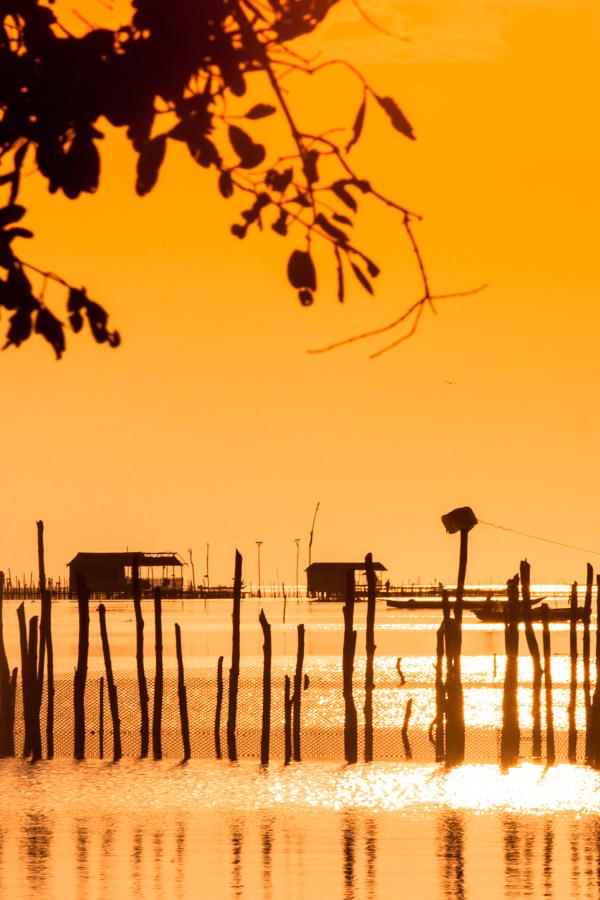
334 246 344 303
346 97 366 153
302 149 319 184
228 126 266 169
0 205 26 228
35 307 65 359
287 250 316 291
136 136 167 196
331 181 357 212
298 289 313 306
350 261 374 294
315 213 348 244
218 171 234 198
245 104 277 120
375 95 415 140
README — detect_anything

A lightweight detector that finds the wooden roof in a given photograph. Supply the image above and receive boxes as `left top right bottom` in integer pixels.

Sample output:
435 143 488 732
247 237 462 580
306 562 387 572
68 552 184 568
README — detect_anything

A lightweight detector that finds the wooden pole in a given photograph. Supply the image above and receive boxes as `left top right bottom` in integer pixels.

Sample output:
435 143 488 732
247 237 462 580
132 556 149 758
28 615 42 762
284 675 292 766
98 603 122 762
500 576 520 769
36 521 54 759
259 609 271 766
292 624 305 762
17 601 31 758
364 553 377 763
73 576 89 760
227 551 242 762
583 564 593 764
434 623 445 762
175 623 191 762
342 570 358 764
99 676 104 760
152 587 163 760
520 560 542 760
214 655 224 760
0 572 14 757
541 604 555 765
401 698 413 759
568 582 578 762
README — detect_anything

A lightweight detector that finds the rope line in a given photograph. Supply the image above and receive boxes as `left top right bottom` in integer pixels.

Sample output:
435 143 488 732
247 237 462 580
479 519 600 557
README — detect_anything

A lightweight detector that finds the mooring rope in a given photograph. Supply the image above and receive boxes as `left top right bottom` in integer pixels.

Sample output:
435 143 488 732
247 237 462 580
479 519 600 557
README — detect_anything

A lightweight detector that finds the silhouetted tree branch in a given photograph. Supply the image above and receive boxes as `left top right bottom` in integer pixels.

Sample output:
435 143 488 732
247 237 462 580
0 0 472 358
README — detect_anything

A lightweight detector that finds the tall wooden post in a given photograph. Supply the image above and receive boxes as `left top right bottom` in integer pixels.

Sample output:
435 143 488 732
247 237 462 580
175 623 191 761
342 570 358 764
214 656 224 760
73 576 89 760
259 610 271 766
568 582 578 762
500 576 520 769
364 553 377 763
152 587 163 760
28 615 42 761
0 572 14 757
583 565 593 764
520 560 542 759
292 624 305 762
227 551 242 762
17 602 31 757
98 603 122 762
132 556 149 758
541 605 555 765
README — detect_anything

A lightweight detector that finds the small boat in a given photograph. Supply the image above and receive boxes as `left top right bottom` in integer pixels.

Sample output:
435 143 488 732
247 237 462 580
474 605 589 624
386 596 545 613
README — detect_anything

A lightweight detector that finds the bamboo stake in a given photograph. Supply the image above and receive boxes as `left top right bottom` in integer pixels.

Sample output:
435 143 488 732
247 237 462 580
16 602 30 758
227 551 242 762
28 615 42 762
284 675 292 765
541 604 555 765
99 676 104 760
568 582 578 762
36 521 54 759
342 570 358 764
175 623 191 761
292 624 305 762
500 576 520 769
73 576 89 760
259 609 271 766
0 572 13 757
152 587 163 760
401 698 413 759
520 560 542 760
364 553 377 763
434 623 445 762
132 556 149 758
98 603 122 762
214 656 224 760
583 564 593 764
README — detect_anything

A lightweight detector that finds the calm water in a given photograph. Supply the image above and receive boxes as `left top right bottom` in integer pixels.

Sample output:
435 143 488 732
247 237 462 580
3 592 599 897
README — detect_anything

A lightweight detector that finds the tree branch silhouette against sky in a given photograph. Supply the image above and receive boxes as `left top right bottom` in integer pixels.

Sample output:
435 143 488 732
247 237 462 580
0 0 481 359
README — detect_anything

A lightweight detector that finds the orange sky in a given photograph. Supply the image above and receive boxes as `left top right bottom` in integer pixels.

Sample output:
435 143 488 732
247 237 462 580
1 0 599 586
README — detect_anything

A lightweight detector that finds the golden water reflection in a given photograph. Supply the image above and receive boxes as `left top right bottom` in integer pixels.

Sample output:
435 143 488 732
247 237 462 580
2 761 600 898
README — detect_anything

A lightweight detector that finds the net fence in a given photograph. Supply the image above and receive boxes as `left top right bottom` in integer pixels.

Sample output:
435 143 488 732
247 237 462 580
18 653 591 763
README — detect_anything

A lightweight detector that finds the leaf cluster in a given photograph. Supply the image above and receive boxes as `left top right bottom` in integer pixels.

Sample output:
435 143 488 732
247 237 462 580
0 0 420 357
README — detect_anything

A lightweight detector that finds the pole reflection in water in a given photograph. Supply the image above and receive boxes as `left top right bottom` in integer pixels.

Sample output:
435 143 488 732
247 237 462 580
22 812 52 896
570 821 580 899
131 825 143 898
230 818 244 900
99 821 114 900
364 817 377 900
75 820 88 900
543 819 553 899
261 814 274 900
503 815 538 897
176 818 185 899
438 812 465 900
153 827 165 900
342 812 356 900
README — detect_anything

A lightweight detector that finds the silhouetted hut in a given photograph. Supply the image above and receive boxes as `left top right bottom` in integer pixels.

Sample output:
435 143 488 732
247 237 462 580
68 552 185 597
306 562 387 600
